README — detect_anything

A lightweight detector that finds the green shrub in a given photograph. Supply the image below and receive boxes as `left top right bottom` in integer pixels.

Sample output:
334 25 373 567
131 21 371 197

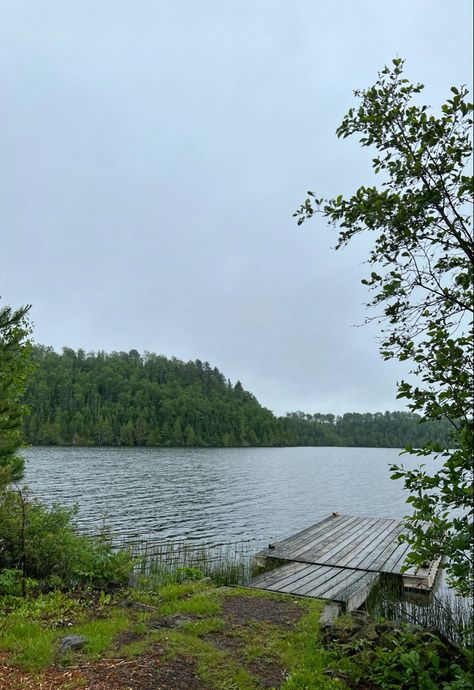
328 623 472 690
74 539 135 588
0 489 84 583
0 486 134 590
0 569 24 595
175 566 204 582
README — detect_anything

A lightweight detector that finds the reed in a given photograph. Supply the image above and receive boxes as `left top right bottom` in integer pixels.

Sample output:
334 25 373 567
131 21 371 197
112 536 258 588
365 575 473 646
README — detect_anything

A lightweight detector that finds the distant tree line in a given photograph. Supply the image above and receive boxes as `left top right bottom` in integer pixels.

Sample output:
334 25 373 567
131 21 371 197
22 346 454 449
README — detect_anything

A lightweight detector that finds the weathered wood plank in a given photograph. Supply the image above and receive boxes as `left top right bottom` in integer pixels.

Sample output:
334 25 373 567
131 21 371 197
259 514 355 559
283 515 366 561
340 519 403 571
336 518 399 569
246 514 440 606
342 572 380 611
318 567 371 598
289 516 372 559
257 515 337 553
297 566 363 599
382 539 412 574
310 517 388 567
364 525 409 573
264 564 330 593
272 566 333 595
249 561 310 589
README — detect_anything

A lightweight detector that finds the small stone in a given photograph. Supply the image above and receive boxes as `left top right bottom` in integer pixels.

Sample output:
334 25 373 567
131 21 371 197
150 614 194 629
170 614 194 628
319 603 340 626
58 635 87 657
121 599 158 612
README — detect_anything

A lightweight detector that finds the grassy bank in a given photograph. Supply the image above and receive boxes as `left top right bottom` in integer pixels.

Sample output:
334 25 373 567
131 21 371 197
0 582 339 690
1 578 472 690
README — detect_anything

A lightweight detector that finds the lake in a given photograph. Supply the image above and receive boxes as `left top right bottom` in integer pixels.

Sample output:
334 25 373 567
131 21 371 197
21 446 433 550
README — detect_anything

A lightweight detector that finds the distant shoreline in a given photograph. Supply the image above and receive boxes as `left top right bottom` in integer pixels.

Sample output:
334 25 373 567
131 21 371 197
25 443 410 451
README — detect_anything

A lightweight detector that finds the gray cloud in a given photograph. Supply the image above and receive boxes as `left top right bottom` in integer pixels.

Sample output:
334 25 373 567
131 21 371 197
1 0 472 414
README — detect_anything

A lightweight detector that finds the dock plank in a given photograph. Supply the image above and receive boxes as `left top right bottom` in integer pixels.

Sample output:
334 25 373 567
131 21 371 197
347 521 405 571
336 571 380 611
264 564 324 592
295 566 362 598
284 565 345 596
261 515 339 552
249 561 311 589
286 516 373 562
246 513 439 607
335 518 399 569
316 568 369 601
258 515 355 559
309 517 386 566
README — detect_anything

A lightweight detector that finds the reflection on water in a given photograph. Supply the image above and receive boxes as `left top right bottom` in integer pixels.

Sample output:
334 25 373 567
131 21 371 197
22 446 435 549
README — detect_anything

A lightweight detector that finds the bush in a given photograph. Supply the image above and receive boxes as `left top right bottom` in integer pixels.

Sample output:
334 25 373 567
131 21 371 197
324 617 473 690
0 486 134 590
74 538 135 588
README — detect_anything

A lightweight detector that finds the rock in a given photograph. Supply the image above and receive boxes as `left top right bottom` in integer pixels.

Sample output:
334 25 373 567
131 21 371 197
121 599 159 612
170 614 194 628
150 614 194 629
58 635 87 657
319 603 341 626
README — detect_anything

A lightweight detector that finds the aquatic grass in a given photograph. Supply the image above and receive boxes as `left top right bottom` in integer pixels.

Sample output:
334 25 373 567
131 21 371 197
365 576 473 646
116 537 256 587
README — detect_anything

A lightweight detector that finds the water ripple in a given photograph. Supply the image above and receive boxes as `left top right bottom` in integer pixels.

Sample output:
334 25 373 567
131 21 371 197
22 446 431 547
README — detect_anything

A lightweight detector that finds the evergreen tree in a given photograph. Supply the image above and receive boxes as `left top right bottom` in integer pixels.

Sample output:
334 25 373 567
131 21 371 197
0 302 32 485
23 345 453 450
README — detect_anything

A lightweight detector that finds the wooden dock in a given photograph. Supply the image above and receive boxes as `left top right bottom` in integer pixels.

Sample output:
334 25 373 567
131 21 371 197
246 514 440 611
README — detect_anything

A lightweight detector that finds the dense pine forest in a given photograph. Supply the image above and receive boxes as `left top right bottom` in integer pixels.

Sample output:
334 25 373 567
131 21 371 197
23 346 454 448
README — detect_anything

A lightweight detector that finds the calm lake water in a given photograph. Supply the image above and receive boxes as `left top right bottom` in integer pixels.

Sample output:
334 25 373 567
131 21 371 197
22 446 434 550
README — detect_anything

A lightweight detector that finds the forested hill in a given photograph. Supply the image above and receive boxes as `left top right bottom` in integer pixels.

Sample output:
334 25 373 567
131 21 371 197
23 346 454 448
24 346 284 447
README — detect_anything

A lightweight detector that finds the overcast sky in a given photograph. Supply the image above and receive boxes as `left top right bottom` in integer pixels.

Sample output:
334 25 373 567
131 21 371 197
1 1 472 416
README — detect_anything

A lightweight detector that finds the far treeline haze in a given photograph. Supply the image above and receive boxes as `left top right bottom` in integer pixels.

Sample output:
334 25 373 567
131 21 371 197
23 346 453 449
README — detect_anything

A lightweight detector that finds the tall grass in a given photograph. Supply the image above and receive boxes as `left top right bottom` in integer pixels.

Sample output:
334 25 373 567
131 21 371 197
365 575 473 646
113 537 258 587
